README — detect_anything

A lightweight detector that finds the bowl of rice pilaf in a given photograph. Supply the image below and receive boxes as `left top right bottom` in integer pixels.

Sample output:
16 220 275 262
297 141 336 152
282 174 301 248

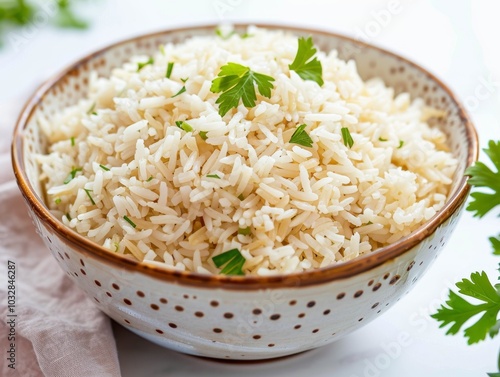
12 24 478 360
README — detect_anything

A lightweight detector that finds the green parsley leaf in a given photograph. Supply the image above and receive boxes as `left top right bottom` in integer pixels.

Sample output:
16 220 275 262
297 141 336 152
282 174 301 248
215 28 253 40
55 0 88 29
215 28 235 40
181 77 188 83
210 62 275 117
159 45 166 56
341 127 354 148
206 174 220 179
466 140 500 218
238 194 245 200
398 140 404 149
431 271 500 345
172 86 186 98
137 57 154 72
489 318 500 338
175 120 193 132
99 164 110 171
289 37 324 86
114 242 120 252
289 124 313 148
166 62 174 78
212 248 246 275
84 188 95 205
0 0 96 46
199 131 208 140
123 215 136 228
238 227 251 236
146 176 154 182
439 140 500 372
65 213 72 221
55 198 62 205
63 167 82 184
490 235 500 256
70 137 75 146
379 137 388 142
0 0 34 25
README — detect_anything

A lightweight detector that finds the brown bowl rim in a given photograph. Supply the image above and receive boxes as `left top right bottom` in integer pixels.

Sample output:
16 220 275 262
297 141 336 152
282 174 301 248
11 23 478 290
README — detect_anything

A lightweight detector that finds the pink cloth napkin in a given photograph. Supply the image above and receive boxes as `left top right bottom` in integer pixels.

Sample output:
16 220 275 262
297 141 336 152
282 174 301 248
0 100 121 376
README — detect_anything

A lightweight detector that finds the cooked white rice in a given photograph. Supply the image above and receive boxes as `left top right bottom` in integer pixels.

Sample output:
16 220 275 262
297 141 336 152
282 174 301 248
37 26 457 276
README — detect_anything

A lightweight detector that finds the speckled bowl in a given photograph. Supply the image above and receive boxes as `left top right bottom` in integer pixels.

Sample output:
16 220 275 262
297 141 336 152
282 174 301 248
12 24 478 360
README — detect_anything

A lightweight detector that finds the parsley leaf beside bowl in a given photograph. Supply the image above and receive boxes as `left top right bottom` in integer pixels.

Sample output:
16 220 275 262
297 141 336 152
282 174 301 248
432 139 500 376
432 271 500 345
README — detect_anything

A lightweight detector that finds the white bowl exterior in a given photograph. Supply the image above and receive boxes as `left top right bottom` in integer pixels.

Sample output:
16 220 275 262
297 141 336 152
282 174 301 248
29 201 463 360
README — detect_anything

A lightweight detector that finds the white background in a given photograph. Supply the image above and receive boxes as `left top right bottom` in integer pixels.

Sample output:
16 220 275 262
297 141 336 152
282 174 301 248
1 0 500 376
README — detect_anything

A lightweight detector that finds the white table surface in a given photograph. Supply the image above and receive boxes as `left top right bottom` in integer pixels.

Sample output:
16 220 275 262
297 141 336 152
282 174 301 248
2 0 500 375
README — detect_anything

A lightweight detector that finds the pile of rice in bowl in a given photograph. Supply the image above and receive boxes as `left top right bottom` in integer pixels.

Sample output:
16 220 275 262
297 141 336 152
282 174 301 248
37 26 457 276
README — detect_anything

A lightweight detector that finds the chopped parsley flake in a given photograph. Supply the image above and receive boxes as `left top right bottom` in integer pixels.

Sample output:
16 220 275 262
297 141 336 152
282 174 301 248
84 188 95 205
215 28 236 40
137 57 154 71
175 121 193 132
172 86 186 98
63 167 82 184
166 61 174 78
341 127 354 148
99 164 110 171
212 248 246 275
206 174 221 179
238 227 251 236
215 28 253 40
123 215 136 228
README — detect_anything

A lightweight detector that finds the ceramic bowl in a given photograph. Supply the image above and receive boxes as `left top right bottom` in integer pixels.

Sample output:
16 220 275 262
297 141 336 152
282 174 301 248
12 24 478 360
